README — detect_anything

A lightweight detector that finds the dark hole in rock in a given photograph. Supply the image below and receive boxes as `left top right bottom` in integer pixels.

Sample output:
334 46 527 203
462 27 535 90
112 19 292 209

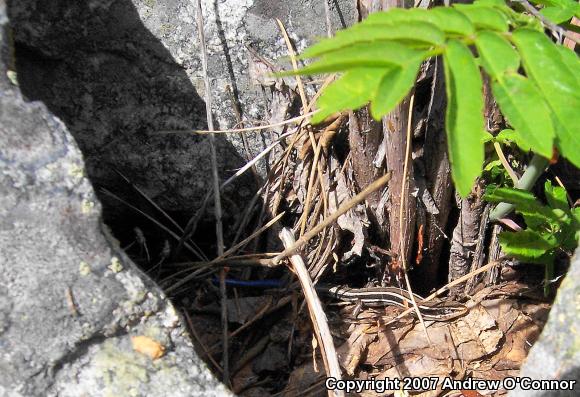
8 0 258 266
5 9 263 380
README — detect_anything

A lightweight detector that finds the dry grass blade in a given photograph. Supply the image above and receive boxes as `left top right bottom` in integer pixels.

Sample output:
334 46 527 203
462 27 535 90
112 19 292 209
300 131 323 237
276 18 308 114
99 188 206 260
168 254 278 268
174 128 294 258
279 228 344 397
277 18 329 240
271 74 336 216
493 142 519 185
165 213 284 294
184 310 223 374
218 212 285 259
157 111 317 134
273 172 392 264
114 169 186 235
194 0 228 383
398 94 431 343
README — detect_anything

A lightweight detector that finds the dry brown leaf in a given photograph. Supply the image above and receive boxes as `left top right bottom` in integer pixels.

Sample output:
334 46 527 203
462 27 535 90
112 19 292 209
328 168 368 260
336 322 378 376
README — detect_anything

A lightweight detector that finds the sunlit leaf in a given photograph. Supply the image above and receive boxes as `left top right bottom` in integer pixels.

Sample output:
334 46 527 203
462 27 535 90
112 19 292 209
301 22 444 59
366 6 474 36
475 31 520 78
492 74 555 158
484 185 561 228
541 6 575 23
499 230 558 264
431 7 476 35
544 180 569 212
495 129 532 152
454 4 510 31
291 42 427 75
370 59 422 120
557 45 580 87
511 29 580 168
443 39 485 197
312 68 390 124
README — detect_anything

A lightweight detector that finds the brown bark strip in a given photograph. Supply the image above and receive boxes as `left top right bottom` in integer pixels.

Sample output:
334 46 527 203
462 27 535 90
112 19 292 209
418 60 454 292
448 72 501 293
354 0 416 280
383 98 416 275
464 204 491 294
348 109 388 241
448 182 486 292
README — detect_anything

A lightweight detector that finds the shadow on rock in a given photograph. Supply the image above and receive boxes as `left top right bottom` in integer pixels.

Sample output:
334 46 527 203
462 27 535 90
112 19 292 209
7 0 256 251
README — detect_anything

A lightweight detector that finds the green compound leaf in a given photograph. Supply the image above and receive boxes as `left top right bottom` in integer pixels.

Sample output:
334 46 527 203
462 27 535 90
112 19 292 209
484 185 545 213
454 4 510 31
483 185 561 228
511 29 580 168
301 22 444 59
475 31 520 78
498 230 558 264
443 39 485 197
370 59 422 120
311 68 389 124
290 41 428 75
365 6 474 36
492 74 555 158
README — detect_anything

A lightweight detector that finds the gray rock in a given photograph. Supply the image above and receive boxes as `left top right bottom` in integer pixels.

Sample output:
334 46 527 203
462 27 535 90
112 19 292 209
6 0 356 230
509 247 580 397
0 2 230 395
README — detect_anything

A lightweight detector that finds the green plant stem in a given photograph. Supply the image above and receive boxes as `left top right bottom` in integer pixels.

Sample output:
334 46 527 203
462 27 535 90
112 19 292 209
489 153 550 220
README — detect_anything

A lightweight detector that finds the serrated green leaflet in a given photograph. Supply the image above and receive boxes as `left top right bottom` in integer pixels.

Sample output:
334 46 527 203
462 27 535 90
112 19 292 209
541 6 575 23
365 8 438 26
511 29 580 168
492 74 554 158
454 4 510 31
484 185 544 212
366 6 474 36
431 7 475 35
499 230 558 263
311 68 390 124
370 59 422 120
557 46 580 88
301 22 444 59
291 41 427 75
544 180 569 212
443 40 485 197
475 31 520 78
483 185 559 227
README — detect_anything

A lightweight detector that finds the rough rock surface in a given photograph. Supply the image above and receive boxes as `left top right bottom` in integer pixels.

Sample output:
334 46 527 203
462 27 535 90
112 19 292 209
510 247 580 396
6 0 356 235
0 2 230 395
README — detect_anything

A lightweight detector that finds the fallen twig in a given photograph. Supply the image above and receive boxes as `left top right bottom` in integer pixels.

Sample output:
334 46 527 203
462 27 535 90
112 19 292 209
279 228 344 397
194 0 228 383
